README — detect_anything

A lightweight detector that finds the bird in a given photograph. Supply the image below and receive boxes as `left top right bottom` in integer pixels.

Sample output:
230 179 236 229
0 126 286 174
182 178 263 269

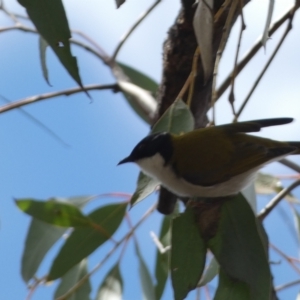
118 118 300 212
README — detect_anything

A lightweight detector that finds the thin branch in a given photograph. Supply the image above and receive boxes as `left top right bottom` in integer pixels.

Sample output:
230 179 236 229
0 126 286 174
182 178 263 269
0 25 110 64
229 0 246 118
217 2 300 100
280 158 300 174
276 279 300 292
270 243 300 275
55 203 157 300
234 12 295 120
111 0 161 62
258 178 300 221
0 94 70 147
0 84 119 114
211 0 239 124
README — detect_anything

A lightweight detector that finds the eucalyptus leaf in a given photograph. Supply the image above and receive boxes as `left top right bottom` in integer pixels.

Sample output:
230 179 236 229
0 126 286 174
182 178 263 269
18 0 85 91
48 203 127 280
16 198 91 228
21 219 66 283
130 172 159 207
136 245 156 300
262 0 274 48
21 196 95 283
152 99 194 135
54 259 91 300
198 256 219 287
155 216 172 300
208 194 272 300
117 62 158 123
96 263 123 300
214 269 251 300
39 35 51 85
171 207 206 300
193 0 214 81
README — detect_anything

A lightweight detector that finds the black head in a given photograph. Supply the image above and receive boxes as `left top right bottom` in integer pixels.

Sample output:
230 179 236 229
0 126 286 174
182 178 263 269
118 132 173 165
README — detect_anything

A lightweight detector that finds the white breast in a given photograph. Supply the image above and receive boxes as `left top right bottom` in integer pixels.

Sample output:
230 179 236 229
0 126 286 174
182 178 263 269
136 153 259 197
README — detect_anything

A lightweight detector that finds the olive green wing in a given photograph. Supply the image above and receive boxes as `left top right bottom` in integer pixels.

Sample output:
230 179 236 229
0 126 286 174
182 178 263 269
177 139 296 187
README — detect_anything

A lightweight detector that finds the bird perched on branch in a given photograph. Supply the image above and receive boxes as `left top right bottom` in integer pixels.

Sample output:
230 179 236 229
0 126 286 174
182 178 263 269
118 118 300 213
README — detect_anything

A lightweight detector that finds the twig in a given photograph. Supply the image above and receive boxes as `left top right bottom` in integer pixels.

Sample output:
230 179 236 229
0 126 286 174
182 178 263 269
0 84 118 114
0 25 110 64
211 0 239 124
269 243 300 275
55 203 157 300
111 0 161 62
229 0 245 118
0 94 70 147
217 2 300 100
276 279 300 292
258 178 300 221
280 158 300 174
234 11 295 120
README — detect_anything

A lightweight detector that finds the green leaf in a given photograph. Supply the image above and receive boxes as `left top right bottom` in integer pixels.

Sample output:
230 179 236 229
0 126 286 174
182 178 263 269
241 183 256 212
136 245 156 300
18 0 85 91
130 172 159 207
54 259 91 300
198 256 219 287
117 62 158 124
21 196 94 283
171 207 206 300
152 99 194 135
39 35 51 86
214 269 251 300
48 203 127 280
208 194 272 300
21 219 66 283
118 62 158 93
96 263 123 300
155 216 171 300
16 198 91 227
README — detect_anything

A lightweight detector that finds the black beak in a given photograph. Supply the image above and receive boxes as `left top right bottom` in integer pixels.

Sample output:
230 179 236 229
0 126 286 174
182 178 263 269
117 156 133 165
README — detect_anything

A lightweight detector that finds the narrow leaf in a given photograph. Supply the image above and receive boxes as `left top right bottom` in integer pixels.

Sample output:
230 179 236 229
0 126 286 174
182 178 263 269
198 256 219 287
155 216 172 300
241 182 257 212
21 196 93 283
208 194 272 300
18 0 85 91
214 269 251 300
48 203 127 280
21 219 66 283
39 35 51 85
117 62 158 124
171 207 206 300
262 0 274 48
193 0 214 81
130 172 159 207
118 81 157 124
136 245 156 300
54 259 91 300
118 62 158 93
152 99 194 135
16 198 91 228
96 263 123 300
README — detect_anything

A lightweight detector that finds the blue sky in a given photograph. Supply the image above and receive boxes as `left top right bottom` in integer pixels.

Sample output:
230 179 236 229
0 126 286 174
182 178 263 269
1 0 300 299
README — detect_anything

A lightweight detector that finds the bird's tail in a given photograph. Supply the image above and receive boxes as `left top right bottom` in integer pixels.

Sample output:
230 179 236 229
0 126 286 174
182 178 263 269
288 142 300 154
